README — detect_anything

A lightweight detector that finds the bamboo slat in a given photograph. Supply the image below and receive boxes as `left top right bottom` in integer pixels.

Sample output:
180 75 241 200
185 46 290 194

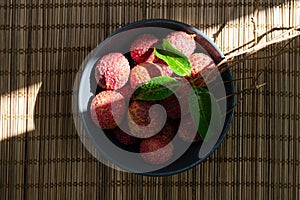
0 0 299 199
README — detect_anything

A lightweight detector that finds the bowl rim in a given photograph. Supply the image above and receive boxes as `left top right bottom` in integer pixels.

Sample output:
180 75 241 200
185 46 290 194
79 18 236 176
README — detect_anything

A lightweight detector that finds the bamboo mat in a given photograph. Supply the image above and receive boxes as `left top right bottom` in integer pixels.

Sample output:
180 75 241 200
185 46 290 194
0 0 299 199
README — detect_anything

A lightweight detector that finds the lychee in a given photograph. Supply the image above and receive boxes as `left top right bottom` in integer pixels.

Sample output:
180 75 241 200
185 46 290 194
95 52 130 90
159 78 192 119
158 119 178 142
165 31 196 57
187 53 218 86
90 90 126 129
178 115 202 143
130 34 158 63
160 94 181 119
128 100 166 138
117 82 133 99
140 136 174 165
129 62 164 89
156 62 173 77
152 56 167 65
113 126 139 145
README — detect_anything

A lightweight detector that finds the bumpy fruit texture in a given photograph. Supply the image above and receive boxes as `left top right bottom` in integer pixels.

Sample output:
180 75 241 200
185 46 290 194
128 100 166 138
156 62 173 77
158 119 178 142
117 82 133 99
159 78 192 119
187 53 218 86
90 90 126 129
165 31 196 57
160 94 181 119
95 52 130 90
130 34 159 63
152 56 174 76
129 63 165 89
178 115 202 143
113 127 139 145
140 136 174 165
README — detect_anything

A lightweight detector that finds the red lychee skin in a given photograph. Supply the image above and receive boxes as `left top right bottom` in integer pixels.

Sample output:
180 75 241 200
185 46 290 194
130 34 159 63
159 78 191 119
178 115 202 143
113 127 139 145
90 90 126 129
152 56 166 64
160 95 179 119
95 52 130 90
160 94 181 119
152 56 174 76
140 136 174 165
117 82 133 99
158 119 177 142
186 53 217 86
189 53 216 76
165 31 196 57
128 101 165 138
145 51 156 63
155 62 173 77
129 62 164 89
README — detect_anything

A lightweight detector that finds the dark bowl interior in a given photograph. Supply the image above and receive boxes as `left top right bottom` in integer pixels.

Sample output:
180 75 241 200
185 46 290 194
78 19 236 176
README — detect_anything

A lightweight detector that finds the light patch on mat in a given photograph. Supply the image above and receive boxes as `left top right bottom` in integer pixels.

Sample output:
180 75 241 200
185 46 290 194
0 82 42 140
209 1 300 53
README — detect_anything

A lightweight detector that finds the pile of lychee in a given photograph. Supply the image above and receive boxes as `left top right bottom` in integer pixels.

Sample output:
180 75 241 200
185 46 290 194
90 31 217 165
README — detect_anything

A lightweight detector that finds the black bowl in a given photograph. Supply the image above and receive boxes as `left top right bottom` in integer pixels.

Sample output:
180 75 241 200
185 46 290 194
73 19 235 176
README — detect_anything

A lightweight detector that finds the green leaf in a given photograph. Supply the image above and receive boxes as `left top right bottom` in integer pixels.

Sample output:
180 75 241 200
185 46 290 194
134 76 180 101
154 48 191 76
189 87 222 140
162 39 188 59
